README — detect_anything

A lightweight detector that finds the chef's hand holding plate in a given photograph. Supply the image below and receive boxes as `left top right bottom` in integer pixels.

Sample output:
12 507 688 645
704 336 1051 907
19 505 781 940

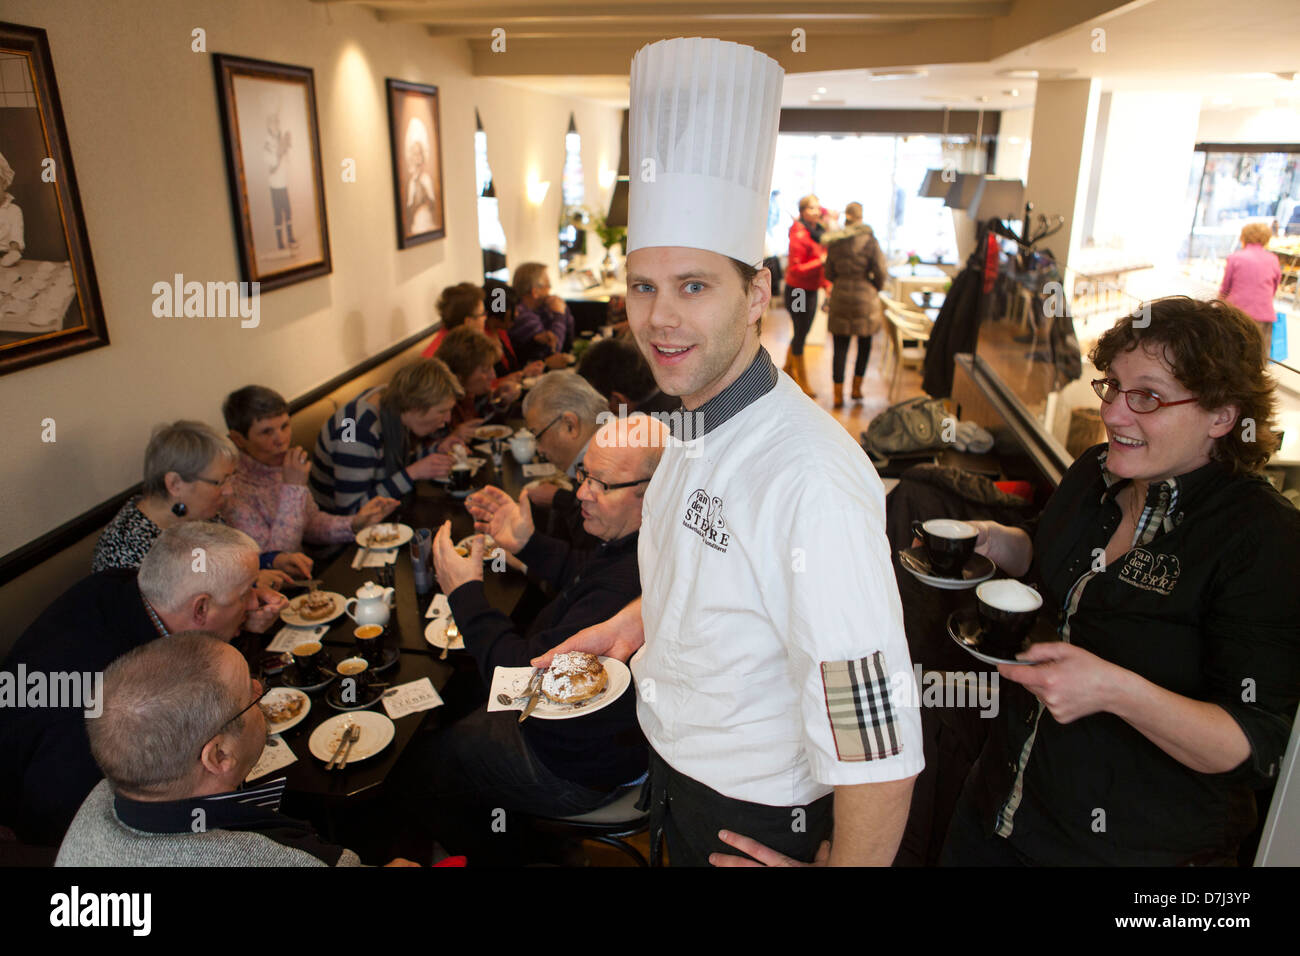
432 520 483 593
531 597 645 668
997 641 1120 724
709 832 830 868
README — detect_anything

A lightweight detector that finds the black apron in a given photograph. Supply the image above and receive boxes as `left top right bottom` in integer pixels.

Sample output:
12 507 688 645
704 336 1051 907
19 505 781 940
640 748 833 866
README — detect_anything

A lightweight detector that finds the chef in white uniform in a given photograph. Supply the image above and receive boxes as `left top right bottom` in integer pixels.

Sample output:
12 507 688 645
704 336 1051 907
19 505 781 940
535 37 923 866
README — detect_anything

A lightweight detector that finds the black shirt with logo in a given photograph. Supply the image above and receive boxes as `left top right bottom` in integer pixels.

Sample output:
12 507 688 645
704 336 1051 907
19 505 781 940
968 443 1300 865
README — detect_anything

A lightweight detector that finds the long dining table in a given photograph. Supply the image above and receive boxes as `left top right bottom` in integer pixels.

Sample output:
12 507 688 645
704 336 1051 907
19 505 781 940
250 425 547 834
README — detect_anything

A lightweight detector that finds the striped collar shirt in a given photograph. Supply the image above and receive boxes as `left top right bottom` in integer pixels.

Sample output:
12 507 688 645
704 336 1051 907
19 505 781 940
667 346 779 441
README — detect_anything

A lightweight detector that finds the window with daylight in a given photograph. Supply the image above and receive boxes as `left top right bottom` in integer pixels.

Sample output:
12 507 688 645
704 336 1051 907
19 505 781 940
769 133 982 265
475 110 508 281
558 114 586 273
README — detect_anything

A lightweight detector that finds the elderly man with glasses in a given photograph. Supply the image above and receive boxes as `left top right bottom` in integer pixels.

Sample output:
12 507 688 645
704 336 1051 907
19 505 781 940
0 523 287 849
56 633 418 867
390 416 667 864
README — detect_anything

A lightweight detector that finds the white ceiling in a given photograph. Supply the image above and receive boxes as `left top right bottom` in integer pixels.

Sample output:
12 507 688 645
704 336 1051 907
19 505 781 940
485 0 1300 113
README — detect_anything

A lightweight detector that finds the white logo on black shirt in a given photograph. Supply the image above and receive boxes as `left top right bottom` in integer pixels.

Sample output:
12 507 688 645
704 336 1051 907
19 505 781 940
1117 548 1180 595
683 488 730 553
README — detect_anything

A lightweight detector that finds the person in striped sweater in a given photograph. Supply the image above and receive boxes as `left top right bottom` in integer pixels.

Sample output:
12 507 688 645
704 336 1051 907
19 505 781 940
309 358 464 515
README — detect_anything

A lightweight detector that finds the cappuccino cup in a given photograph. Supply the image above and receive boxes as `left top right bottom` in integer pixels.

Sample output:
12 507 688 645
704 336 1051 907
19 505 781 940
335 656 372 691
912 518 978 577
975 580 1043 659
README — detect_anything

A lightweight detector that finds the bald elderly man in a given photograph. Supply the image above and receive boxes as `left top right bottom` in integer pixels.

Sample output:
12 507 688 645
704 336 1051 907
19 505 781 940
57 633 415 866
391 416 668 862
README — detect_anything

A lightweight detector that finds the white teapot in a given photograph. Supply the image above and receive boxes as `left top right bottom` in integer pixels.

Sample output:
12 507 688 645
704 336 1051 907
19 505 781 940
508 429 537 463
345 581 394 627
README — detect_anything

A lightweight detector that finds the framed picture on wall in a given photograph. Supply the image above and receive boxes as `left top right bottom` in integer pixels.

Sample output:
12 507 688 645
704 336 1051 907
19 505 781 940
213 53 331 291
386 79 446 248
0 21 109 376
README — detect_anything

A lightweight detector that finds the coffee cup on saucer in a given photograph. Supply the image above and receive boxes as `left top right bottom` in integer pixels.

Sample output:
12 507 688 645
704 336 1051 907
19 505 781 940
912 518 978 577
291 641 324 682
975 580 1043 659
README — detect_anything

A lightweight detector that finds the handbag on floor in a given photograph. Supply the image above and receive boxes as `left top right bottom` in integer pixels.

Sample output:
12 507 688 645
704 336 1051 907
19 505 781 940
862 396 950 460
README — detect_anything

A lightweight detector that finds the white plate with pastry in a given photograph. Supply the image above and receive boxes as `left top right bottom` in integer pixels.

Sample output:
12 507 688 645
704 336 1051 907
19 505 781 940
504 655 631 721
279 590 346 627
474 424 513 441
258 687 311 734
355 523 413 550
456 534 527 572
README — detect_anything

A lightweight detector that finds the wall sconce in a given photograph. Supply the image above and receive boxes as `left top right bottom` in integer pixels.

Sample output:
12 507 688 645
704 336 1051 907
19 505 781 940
598 167 616 189
527 179 551 205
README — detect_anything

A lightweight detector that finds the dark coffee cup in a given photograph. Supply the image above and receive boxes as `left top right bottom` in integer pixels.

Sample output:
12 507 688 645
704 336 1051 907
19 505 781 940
912 518 978 577
449 464 471 493
291 641 323 682
975 580 1043 658
353 624 384 664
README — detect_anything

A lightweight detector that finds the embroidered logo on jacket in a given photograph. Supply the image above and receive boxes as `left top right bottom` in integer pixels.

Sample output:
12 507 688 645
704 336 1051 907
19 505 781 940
1117 548 1180 595
683 488 730 553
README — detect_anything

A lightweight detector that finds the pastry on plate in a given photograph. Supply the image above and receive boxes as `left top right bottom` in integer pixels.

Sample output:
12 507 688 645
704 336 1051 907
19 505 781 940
540 652 608 705
295 590 335 621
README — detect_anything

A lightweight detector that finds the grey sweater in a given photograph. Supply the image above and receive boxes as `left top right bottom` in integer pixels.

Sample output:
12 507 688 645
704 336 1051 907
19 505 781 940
55 780 363 867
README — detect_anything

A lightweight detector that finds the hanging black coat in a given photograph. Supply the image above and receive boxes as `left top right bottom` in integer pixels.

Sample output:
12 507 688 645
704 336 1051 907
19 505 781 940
921 239 987 398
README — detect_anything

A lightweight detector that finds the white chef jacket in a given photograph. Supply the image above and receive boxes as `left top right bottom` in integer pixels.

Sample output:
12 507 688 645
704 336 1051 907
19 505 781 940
635 356 924 807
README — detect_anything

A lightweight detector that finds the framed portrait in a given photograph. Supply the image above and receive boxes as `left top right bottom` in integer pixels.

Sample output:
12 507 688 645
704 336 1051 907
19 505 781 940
386 79 446 248
213 53 331 291
0 22 108 376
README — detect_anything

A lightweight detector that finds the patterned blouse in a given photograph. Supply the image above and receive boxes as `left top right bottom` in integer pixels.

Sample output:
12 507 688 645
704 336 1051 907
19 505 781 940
91 497 162 572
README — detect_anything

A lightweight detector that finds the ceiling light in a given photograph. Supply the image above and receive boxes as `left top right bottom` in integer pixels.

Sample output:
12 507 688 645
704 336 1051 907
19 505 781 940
1003 89 1020 97
816 86 827 94
870 69 928 81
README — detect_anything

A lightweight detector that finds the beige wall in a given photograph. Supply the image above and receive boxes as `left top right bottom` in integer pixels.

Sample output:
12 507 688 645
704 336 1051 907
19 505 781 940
0 0 621 557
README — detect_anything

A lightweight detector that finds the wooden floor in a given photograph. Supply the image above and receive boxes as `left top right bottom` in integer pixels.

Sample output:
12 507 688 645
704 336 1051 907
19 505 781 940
582 306 924 868
759 306 926 438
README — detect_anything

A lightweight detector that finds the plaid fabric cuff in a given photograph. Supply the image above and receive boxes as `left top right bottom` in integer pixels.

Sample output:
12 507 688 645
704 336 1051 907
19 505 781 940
820 652 903 762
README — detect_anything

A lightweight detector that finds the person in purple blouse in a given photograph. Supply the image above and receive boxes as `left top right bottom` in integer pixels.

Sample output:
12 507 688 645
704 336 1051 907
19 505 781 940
508 262 576 365
1219 222 1281 358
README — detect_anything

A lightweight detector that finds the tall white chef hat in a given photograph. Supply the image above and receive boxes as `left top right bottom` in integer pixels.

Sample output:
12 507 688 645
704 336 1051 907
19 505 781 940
626 37 784 267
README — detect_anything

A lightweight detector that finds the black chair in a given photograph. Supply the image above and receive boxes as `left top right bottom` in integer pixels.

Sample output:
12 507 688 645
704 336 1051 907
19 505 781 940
525 782 659 867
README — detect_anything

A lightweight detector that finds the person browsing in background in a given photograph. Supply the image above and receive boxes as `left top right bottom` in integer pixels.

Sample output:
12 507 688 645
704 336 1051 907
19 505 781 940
91 420 311 587
535 37 923 867
821 201 889 409
941 298 1300 866
1 524 285 848
310 358 464 515
509 262 577 364
782 193 833 397
1219 222 1281 358
392 416 668 863
221 385 398 553
57 634 418 867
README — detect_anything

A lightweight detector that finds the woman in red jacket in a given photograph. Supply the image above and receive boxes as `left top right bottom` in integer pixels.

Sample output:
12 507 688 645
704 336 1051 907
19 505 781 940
784 195 831 397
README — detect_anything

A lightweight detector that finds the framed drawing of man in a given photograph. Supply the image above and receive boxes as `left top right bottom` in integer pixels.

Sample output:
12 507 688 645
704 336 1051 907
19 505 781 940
0 21 108 377
386 79 446 248
213 53 331 291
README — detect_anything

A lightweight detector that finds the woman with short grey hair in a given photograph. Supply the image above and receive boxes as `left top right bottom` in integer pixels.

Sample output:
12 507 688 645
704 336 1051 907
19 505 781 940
92 422 309 584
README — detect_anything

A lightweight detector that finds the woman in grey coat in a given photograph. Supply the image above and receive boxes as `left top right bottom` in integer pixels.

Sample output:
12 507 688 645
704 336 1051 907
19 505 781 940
823 203 889 408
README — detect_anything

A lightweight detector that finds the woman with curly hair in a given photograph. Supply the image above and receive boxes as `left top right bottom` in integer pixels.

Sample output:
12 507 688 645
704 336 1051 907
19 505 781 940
941 296 1300 866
